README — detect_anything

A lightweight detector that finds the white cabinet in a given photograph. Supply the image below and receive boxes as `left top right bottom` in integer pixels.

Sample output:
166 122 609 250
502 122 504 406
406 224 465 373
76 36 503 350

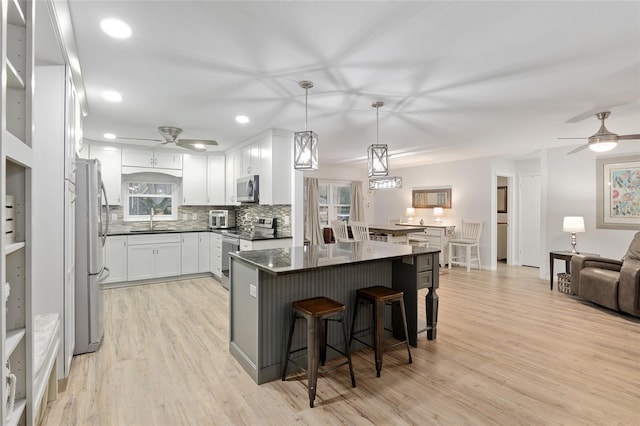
207 156 225 205
127 234 182 280
90 145 122 205
225 153 236 204
122 149 183 170
181 233 199 274
226 129 292 206
407 225 455 266
198 232 210 273
104 236 128 283
182 155 207 205
239 238 292 251
210 233 222 277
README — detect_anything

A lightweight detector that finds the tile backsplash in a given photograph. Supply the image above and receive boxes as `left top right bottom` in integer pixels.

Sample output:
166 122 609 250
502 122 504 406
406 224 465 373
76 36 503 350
106 204 291 234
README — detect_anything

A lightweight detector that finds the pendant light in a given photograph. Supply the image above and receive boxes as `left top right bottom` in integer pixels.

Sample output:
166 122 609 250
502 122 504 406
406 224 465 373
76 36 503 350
293 80 318 170
368 101 388 177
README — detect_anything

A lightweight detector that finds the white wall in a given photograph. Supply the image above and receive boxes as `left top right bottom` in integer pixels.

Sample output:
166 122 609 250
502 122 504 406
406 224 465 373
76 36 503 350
372 157 494 268
542 143 639 279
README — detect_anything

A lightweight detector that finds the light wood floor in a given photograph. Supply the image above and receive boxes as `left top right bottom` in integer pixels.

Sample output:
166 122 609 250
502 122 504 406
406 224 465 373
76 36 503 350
43 265 640 425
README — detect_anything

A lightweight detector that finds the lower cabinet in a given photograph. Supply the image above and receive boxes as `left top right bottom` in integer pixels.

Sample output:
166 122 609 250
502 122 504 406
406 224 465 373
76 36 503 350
127 234 182 280
210 233 222 277
181 233 199 274
198 232 210 273
104 236 128 283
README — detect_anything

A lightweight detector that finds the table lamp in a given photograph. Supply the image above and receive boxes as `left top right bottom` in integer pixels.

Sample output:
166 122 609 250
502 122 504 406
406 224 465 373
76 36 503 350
405 207 415 223
433 207 443 223
563 216 585 253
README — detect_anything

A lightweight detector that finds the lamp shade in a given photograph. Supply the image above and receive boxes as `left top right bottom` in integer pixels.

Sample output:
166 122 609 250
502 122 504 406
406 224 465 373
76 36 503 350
405 207 415 217
563 216 585 233
433 207 444 216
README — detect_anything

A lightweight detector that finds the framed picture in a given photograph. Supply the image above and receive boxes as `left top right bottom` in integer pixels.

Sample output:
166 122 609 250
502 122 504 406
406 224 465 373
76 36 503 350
497 186 508 213
596 155 640 230
412 187 452 209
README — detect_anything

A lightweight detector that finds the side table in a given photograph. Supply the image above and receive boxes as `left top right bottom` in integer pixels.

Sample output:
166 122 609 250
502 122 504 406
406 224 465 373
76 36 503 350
549 251 598 290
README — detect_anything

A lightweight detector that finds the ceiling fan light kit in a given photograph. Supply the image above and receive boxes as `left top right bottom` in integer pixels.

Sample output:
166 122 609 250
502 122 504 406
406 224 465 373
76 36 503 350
293 80 319 170
562 111 640 155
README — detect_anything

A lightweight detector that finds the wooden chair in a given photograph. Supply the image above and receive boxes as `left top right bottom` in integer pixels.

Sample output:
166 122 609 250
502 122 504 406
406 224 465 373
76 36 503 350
331 220 351 242
448 220 483 272
349 221 370 241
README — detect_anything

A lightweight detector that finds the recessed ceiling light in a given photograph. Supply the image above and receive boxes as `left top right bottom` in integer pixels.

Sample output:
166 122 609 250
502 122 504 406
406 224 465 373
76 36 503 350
100 18 131 39
103 133 116 139
235 115 250 124
102 90 123 102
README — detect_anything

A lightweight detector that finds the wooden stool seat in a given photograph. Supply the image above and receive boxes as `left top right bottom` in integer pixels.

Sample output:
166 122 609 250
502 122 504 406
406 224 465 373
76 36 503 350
350 286 412 377
292 297 346 317
282 296 356 408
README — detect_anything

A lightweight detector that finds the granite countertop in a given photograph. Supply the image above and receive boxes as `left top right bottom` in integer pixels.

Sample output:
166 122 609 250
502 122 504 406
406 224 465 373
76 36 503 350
230 240 439 275
108 228 208 236
109 228 293 241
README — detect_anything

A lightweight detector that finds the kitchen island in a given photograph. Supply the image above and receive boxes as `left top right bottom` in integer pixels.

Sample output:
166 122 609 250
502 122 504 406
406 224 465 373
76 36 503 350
229 241 440 384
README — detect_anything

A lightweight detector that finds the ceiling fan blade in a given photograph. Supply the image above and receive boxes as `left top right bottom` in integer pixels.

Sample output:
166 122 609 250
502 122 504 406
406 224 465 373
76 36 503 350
117 136 163 142
618 134 640 141
566 144 590 155
558 137 588 140
178 138 218 146
179 143 206 153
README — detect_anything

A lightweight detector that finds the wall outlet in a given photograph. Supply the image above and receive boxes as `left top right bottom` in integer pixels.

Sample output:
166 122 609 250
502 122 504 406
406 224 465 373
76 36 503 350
284 215 290 225
249 284 257 298
192 213 198 220
183 213 189 221
111 213 117 221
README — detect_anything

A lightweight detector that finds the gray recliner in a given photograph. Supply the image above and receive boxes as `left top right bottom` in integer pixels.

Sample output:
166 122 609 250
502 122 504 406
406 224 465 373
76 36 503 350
570 232 640 317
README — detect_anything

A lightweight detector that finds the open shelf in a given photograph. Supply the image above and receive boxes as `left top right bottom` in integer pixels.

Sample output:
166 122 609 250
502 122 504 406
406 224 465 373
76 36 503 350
7 0 25 27
6 60 25 89
4 328 25 358
6 397 26 426
5 241 25 255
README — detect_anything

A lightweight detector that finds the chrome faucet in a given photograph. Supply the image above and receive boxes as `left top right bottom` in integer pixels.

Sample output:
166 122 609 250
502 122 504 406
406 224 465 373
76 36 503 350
150 207 155 230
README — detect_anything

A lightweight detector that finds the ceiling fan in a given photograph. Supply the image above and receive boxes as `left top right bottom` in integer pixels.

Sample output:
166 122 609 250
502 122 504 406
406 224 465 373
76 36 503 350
118 126 218 152
559 111 640 155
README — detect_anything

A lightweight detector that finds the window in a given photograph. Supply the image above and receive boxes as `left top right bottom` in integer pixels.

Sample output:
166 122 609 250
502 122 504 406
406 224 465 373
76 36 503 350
123 175 178 221
318 181 351 227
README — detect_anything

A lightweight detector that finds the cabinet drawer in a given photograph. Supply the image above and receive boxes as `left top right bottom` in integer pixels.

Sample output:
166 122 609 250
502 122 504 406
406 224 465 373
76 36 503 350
417 271 432 289
416 255 433 272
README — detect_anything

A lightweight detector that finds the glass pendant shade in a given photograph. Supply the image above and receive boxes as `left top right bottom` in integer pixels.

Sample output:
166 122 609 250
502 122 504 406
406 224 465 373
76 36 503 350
294 130 318 170
368 144 388 177
369 176 402 190
294 80 318 170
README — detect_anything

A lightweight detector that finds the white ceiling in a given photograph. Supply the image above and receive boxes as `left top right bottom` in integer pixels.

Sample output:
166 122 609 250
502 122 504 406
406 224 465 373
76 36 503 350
63 1 640 169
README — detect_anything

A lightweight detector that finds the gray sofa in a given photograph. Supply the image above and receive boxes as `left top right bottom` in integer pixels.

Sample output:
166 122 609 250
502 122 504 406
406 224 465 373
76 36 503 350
570 232 640 317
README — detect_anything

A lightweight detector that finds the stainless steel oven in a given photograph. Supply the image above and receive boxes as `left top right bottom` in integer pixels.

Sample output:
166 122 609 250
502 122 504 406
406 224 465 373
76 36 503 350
221 233 240 290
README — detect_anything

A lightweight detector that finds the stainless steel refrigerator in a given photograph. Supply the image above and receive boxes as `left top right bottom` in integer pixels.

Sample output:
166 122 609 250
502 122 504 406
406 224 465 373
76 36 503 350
74 158 110 354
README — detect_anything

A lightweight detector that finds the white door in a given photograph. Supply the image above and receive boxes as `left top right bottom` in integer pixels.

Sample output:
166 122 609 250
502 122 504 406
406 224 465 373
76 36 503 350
91 146 122 205
225 154 235 204
207 156 225 205
127 245 155 280
122 149 154 167
154 152 183 169
182 155 208 205
520 175 541 267
198 232 210 272
181 234 199 274
156 243 182 277
104 236 128 283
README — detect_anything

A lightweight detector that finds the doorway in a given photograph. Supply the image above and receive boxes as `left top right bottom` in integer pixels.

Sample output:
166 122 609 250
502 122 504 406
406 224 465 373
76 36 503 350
496 175 512 265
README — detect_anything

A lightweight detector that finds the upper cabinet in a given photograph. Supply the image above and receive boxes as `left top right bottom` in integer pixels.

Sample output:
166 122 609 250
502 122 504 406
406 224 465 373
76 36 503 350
90 145 122 205
226 129 292 205
182 154 207 205
121 148 183 176
207 155 225 205
225 153 235 204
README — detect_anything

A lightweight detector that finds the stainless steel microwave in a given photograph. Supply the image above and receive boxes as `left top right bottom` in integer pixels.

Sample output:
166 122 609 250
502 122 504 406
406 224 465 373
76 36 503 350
236 175 259 203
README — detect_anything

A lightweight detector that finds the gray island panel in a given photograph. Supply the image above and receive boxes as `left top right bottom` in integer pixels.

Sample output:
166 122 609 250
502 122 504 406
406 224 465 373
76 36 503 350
229 241 440 384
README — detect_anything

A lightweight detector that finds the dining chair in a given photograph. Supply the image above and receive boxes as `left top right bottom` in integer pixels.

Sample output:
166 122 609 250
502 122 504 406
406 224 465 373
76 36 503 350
448 220 483 272
349 221 370 241
331 220 351 242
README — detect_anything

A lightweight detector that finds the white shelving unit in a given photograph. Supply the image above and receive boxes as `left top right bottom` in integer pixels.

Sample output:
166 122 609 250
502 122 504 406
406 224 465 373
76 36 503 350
2 1 34 425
